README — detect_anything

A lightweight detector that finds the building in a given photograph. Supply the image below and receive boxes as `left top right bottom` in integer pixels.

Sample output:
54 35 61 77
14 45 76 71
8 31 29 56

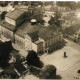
74 30 80 44
0 9 63 54
0 9 27 41
5 9 27 26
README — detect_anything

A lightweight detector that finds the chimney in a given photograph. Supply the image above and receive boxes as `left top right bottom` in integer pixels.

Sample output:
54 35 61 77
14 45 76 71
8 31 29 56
31 19 37 25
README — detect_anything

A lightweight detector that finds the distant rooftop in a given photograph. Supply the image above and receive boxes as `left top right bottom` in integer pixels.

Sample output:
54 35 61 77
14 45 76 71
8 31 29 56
15 5 28 12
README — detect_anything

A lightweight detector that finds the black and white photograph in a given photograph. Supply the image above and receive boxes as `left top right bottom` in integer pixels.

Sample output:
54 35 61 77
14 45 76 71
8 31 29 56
0 1 80 79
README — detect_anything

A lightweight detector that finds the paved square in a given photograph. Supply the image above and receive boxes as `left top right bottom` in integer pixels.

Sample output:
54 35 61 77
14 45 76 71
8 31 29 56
40 39 80 79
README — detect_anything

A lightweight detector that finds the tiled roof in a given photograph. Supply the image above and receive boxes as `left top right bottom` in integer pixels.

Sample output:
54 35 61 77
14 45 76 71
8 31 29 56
5 9 25 20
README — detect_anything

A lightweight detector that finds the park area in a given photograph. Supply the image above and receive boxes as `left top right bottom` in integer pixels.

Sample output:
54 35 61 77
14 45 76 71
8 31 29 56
40 39 80 80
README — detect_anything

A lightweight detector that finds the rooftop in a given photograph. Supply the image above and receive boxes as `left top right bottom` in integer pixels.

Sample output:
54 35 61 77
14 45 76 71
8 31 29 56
15 21 61 40
15 21 42 38
0 20 16 31
38 25 60 40
5 9 25 20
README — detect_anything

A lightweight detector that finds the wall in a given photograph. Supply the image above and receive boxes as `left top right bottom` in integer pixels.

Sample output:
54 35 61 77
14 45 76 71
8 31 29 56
37 42 43 53
1 26 13 40
0 25 2 35
39 38 45 50
25 34 32 51
32 43 37 52
16 12 26 26
39 32 63 52
5 12 26 27
5 17 16 26
59 33 63 42
15 34 25 49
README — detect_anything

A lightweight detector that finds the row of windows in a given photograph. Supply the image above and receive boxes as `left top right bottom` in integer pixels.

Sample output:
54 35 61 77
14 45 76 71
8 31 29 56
15 37 25 49
37 43 43 52
45 35 62 48
3 31 12 39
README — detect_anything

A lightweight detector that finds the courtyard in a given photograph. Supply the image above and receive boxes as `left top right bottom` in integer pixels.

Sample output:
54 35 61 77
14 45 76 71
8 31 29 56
40 39 80 80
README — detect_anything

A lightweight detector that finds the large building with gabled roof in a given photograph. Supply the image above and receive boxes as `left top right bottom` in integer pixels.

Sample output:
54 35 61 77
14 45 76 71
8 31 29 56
5 9 27 26
0 9 63 53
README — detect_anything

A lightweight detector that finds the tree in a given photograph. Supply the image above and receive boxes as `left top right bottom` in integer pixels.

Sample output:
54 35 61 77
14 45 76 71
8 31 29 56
0 1 9 7
31 1 42 6
48 16 56 25
1 11 7 20
56 1 77 10
0 41 13 68
22 1 31 6
0 63 19 79
26 50 43 68
33 14 44 24
48 11 61 26
31 7 44 24
13 1 18 5
39 65 56 79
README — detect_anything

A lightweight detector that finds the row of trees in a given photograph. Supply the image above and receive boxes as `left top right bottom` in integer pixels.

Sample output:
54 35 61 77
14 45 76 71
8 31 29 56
13 1 43 6
56 1 80 10
0 1 9 7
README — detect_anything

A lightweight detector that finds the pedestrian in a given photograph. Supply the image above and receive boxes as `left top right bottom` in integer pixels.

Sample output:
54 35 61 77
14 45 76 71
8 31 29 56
64 52 67 57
